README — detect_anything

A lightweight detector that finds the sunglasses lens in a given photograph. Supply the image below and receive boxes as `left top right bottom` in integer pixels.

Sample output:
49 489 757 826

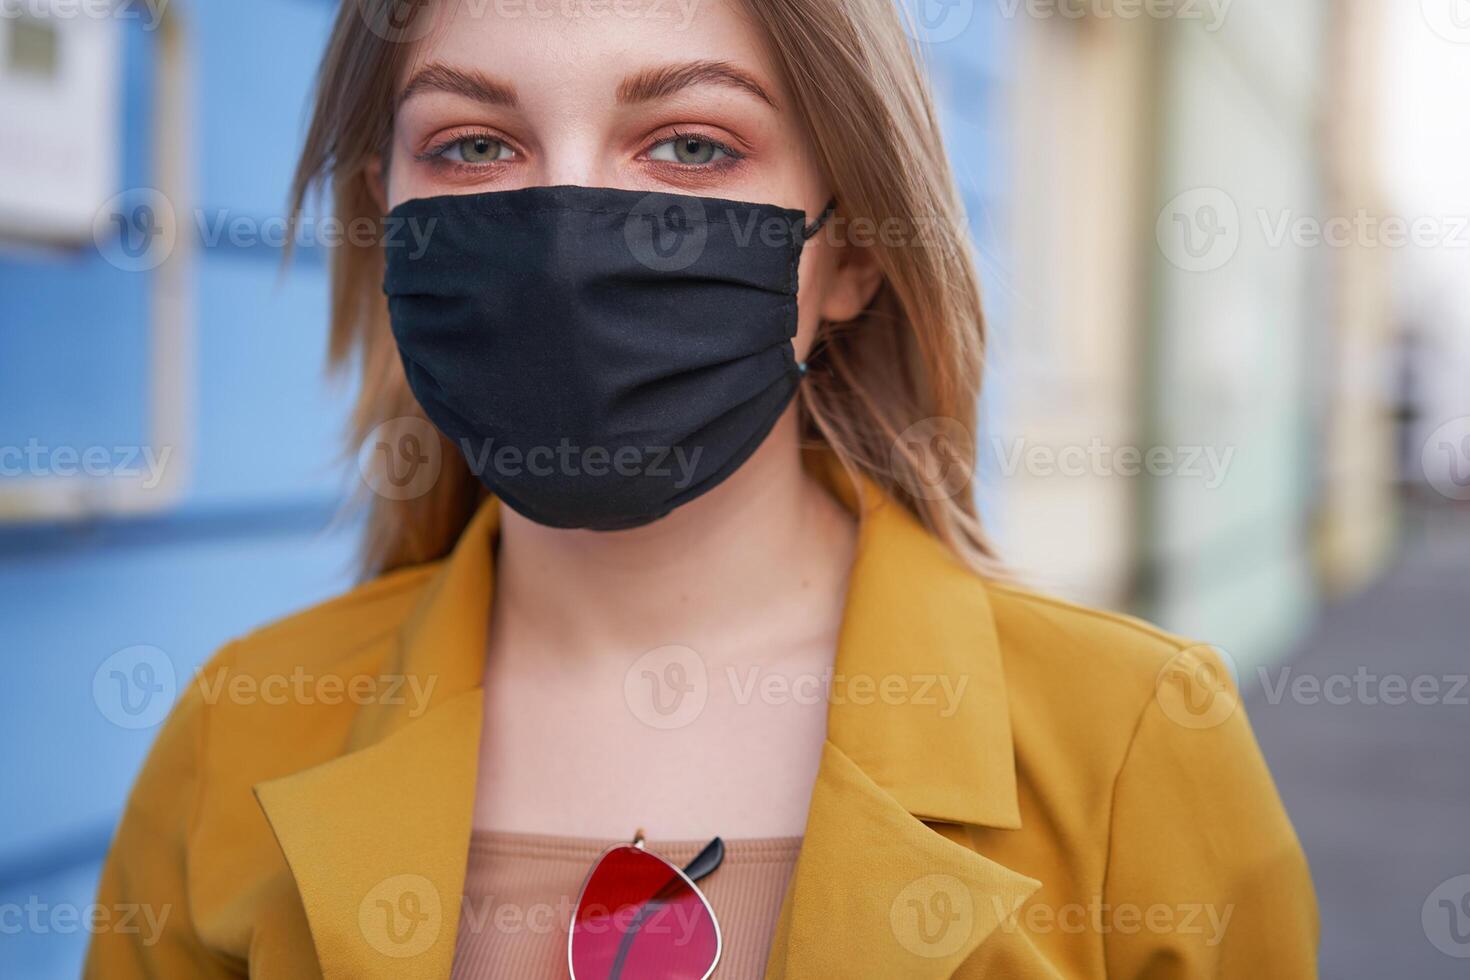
571 844 719 980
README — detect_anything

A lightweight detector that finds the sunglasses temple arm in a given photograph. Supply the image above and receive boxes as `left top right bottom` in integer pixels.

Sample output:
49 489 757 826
608 896 670 980
681 836 725 884
608 916 642 980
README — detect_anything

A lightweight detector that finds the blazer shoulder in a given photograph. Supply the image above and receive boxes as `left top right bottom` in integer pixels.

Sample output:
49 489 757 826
979 581 1266 841
167 562 447 831
985 579 1198 662
981 579 1225 732
217 560 440 677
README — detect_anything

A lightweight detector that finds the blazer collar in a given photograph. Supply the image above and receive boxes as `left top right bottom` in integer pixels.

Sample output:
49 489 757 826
254 464 1032 979
764 461 1036 977
253 501 501 980
818 462 1021 829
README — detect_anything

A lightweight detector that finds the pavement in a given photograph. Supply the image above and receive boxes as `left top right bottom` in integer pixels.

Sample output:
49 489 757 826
1247 503 1470 978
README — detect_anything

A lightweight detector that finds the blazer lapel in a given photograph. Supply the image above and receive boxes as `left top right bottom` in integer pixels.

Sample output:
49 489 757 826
764 742 1039 979
254 498 500 979
768 464 1040 978
253 691 483 980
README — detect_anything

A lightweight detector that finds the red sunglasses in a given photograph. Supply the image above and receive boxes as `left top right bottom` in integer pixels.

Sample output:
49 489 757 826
568 832 725 980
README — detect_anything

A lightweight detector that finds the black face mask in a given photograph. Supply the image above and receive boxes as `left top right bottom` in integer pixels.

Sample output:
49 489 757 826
383 184 831 530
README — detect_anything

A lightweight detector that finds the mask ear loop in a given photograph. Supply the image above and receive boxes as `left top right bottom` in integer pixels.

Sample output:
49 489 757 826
796 199 838 378
802 198 838 240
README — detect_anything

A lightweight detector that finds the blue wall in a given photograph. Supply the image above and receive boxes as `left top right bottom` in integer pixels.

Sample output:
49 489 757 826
0 3 1006 974
0 2 354 975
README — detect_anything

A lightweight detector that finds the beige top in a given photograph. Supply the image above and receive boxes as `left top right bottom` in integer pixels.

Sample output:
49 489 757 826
451 830 801 979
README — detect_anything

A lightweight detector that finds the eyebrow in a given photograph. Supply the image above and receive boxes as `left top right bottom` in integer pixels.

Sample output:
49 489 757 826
617 60 777 109
396 58 776 113
398 63 519 110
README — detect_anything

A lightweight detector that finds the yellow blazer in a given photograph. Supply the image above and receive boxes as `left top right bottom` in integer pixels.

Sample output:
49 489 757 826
86 476 1317 978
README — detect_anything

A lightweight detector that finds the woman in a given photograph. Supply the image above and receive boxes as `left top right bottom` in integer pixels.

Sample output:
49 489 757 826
87 0 1317 977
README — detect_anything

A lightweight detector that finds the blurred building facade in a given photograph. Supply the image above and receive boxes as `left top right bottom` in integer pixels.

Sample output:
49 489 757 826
990 0 1400 676
1316 0 1397 592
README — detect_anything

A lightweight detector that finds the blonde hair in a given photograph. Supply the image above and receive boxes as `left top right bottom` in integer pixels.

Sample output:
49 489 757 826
292 0 998 577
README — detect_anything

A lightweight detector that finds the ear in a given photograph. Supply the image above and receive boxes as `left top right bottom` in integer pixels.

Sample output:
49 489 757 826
818 238 884 323
365 155 389 215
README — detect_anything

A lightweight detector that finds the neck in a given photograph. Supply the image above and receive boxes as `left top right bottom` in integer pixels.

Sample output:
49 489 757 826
487 413 858 663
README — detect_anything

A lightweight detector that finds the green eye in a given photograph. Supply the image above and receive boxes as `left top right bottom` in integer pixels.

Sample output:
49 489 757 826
674 138 719 164
650 136 731 166
445 136 510 164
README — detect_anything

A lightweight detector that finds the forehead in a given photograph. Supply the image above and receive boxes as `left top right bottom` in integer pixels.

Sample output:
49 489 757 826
405 0 777 90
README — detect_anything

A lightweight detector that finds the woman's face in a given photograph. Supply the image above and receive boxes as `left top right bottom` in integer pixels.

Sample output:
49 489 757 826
380 0 880 352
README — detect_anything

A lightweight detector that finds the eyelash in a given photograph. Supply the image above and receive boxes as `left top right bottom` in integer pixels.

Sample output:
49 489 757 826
414 127 746 176
417 129 515 170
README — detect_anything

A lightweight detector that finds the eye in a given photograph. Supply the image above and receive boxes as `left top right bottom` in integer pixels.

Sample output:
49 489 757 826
437 135 513 164
648 135 733 166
